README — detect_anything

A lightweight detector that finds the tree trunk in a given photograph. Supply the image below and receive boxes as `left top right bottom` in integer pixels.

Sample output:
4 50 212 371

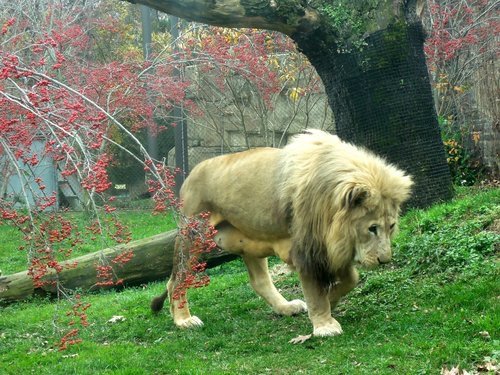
0 230 236 304
293 21 453 207
123 0 453 208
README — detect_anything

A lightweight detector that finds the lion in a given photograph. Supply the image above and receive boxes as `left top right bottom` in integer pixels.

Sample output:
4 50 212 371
151 129 413 337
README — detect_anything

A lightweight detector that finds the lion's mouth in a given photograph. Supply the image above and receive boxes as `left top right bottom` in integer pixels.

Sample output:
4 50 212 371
352 248 361 265
353 255 380 270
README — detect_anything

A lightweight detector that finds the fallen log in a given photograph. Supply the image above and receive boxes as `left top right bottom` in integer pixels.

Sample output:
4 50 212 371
0 229 237 304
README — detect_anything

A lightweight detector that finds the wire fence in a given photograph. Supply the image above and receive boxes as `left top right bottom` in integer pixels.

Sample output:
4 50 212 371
107 64 334 208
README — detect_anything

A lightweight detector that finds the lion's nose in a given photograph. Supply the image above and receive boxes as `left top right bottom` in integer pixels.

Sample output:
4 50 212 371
377 256 391 264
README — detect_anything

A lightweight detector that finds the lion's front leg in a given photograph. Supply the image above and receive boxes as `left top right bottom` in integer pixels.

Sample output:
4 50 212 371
329 266 359 310
242 255 307 316
299 272 343 337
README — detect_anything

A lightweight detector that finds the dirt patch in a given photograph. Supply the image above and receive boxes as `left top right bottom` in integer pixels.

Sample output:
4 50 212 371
269 263 293 278
487 218 500 234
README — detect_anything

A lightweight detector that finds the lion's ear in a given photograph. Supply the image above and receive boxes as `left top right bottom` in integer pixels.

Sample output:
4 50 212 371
345 185 369 209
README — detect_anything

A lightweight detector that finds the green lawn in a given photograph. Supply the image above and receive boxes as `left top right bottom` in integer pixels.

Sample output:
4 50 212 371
0 187 498 374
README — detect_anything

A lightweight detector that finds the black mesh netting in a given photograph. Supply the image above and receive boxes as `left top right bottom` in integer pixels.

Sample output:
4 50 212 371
295 22 453 208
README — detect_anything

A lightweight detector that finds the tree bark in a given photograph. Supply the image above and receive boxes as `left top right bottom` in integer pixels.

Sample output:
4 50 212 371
124 0 321 34
0 230 236 304
124 0 453 208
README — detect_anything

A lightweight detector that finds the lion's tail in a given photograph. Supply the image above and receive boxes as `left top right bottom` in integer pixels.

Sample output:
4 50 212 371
151 290 169 313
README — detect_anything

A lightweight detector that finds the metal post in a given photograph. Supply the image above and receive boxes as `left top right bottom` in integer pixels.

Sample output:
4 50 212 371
140 5 152 59
170 16 189 195
140 5 158 159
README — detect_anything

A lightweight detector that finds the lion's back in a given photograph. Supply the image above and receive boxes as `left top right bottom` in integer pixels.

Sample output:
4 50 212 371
180 147 289 238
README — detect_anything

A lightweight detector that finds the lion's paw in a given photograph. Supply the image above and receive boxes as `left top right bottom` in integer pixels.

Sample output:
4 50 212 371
313 319 343 337
175 316 204 329
276 299 308 316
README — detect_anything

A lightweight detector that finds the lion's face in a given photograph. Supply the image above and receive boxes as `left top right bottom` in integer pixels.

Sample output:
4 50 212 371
352 209 398 270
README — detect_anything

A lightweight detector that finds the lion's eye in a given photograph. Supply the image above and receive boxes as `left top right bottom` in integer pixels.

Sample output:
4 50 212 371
390 223 396 230
368 225 378 235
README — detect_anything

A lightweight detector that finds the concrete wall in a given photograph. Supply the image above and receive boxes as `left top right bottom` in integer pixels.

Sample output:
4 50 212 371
169 65 334 170
1 138 57 210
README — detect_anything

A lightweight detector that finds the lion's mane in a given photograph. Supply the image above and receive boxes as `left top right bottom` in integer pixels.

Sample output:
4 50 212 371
278 130 413 288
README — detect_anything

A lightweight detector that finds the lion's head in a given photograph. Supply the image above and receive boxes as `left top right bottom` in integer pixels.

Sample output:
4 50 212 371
280 130 413 286
344 185 407 270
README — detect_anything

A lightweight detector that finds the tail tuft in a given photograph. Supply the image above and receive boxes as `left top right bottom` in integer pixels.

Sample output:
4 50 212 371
151 295 166 313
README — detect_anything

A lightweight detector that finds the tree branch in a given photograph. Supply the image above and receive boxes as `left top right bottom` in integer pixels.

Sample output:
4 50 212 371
122 0 321 35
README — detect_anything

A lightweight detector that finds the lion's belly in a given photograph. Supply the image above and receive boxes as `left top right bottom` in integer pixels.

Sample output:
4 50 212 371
217 208 288 239
213 221 292 262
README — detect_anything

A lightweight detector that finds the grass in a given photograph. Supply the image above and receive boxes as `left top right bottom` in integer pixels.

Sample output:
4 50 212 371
0 187 498 374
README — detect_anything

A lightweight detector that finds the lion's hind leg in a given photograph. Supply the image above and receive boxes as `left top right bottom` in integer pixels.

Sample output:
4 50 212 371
242 255 307 316
151 235 203 329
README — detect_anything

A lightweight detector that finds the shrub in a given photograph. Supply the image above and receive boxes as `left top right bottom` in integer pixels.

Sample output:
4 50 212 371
440 117 486 185
394 189 499 274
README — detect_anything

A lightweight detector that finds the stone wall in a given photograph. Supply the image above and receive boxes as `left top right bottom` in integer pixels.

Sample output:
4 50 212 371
473 59 499 178
169 64 334 170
